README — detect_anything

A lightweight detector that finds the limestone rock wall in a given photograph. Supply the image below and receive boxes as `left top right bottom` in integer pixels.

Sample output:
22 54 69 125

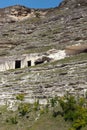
0 54 39 72
0 55 87 106
0 45 87 72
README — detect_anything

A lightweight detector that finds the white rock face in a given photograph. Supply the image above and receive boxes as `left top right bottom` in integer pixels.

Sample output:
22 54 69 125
48 50 66 60
0 50 67 72
0 54 39 72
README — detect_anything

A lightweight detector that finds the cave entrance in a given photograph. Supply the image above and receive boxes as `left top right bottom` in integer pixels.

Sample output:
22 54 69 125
15 60 21 69
27 61 31 67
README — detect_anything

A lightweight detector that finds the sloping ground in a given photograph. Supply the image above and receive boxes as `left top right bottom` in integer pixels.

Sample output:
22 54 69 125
0 1 87 130
0 108 87 130
0 53 87 105
0 0 87 56
0 0 87 104
0 104 71 130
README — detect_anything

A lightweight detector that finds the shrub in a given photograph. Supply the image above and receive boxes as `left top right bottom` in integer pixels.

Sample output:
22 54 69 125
58 95 77 120
35 12 40 18
45 103 49 113
40 108 45 115
10 116 18 124
73 119 86 130
50 96 58 108
33 100 40 111
58 94 87 130
18 103 30 116
16 93 24 101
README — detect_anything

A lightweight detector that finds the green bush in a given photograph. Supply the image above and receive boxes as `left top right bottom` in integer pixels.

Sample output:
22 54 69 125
45 103 49 113
40 108 45 115
18 103 30 116
58 95 87 130
33 100 40 111
16 93 24 101
50 96 58 108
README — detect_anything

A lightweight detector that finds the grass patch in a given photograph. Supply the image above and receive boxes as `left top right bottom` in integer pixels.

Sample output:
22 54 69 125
50 53 87 66
30 113 70 130
23 45 55 54
0 95 87 130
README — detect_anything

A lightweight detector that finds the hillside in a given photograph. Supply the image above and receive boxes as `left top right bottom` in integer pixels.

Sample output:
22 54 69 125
0 0 87 106
0 0 87 129
0 0 87 56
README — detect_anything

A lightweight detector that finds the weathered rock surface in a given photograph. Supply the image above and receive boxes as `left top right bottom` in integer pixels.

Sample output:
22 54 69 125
0 0 87 105
0 53 87 105
65 44 87 55
0 0 87 56
59 0 87 8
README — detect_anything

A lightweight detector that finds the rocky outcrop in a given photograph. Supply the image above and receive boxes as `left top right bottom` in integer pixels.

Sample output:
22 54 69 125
59 0 87 8
0 49 66 71
0 5 47 23
10 5 31 16
65 44 87 55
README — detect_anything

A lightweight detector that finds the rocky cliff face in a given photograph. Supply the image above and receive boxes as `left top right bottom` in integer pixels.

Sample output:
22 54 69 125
59 0 87 8
0 0 87 106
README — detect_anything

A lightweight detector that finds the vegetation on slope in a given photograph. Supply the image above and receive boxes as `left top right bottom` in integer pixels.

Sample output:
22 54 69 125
0 94 87 130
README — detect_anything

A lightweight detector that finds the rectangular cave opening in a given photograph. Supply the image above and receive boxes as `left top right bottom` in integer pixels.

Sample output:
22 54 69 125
27 60 31 67
15 60 21 69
